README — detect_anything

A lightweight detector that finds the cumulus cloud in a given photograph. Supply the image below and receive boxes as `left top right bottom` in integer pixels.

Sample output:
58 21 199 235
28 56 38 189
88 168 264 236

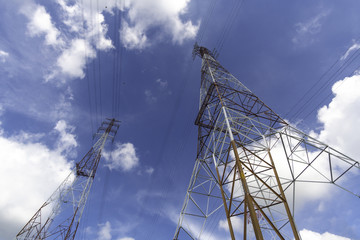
20 0 114 82
0 123 74 239
300 229 351 240
121 21 148 50
55 38 96 79
292 10 330 46
57 0 114 50
0 50 9 63
21 3 63 46
54 120 78 157
20 0 197 81
97 221 112 240
103 142 139 171
314 74 360 160
120 0 199 49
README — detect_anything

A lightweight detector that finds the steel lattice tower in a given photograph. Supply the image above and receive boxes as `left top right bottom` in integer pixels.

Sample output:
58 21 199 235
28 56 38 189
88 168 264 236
16 118 120 240
174 45 360 240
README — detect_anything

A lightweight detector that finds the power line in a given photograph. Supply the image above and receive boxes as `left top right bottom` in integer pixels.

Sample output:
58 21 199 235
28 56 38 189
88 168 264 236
133 51 199 239
215 0 245 55
111 2 120 118
81 0 95 135
114 2 123 119
96 0 103 122
288 46 360 122
197 0 217 45
301 59 360 122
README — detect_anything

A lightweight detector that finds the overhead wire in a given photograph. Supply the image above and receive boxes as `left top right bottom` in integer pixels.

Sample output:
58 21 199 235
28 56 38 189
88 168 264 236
287 46 360 122
282 59 340 120
111 1 120 118
90 0 100 128
115 0 123 119
77 1 101 238
133 52 200 239
83 0 248 237
165 5 360 240
96 0 103 122
215 0 244 55
81 0 95 136
196 0 217 45
301 54 360 122
95 0 126 230
79 1 109 237
146 1 247 239
141 0 246 231
135 2 228 224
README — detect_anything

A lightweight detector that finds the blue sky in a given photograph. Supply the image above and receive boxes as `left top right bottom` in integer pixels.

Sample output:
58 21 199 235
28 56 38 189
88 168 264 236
1 0 360 239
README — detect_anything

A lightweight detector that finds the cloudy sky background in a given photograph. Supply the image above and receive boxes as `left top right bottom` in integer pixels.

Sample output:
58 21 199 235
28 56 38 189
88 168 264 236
1 0 360 239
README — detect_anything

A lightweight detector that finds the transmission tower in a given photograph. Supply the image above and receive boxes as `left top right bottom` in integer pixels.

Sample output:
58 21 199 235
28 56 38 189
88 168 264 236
174 44 360 240
16 118 120 240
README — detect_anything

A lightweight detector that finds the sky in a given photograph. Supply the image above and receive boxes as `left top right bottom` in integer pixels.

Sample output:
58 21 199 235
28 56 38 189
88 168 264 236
1 0 360 239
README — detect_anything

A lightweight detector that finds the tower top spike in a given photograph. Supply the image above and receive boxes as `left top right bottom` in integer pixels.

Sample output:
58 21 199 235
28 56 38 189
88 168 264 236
192 42 217 60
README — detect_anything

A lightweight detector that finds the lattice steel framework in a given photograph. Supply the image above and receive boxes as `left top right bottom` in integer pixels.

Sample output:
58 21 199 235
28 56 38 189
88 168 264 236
16 118 120 240
173 44 360 240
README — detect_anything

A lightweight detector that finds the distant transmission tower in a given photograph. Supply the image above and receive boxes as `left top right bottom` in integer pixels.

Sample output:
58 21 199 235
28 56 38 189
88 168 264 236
174 44 360 239
16 118 120 240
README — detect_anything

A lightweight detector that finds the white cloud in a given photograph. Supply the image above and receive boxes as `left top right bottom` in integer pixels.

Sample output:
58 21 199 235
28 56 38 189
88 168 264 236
145 167 154 175
120 0 199 49
300 229 351 240
0 104 4 116
156 78 168 88
292 10 330 46
54 120 78 157
20 0 197 81
96 221 136 240
219 216 243 235
314 74 360 160
341 42 360 61
10 131 45 143
120 21 148 50
92 13 114 50
51 0 114 80
103 142 139 171
57 0 114 50
0 80 76 124
50 89 74 120
20 0 114 82
144 89 157 104
0 50 9 63
54 38 96 80
0 125 74 239
97 221 112 240
21 3 63 46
